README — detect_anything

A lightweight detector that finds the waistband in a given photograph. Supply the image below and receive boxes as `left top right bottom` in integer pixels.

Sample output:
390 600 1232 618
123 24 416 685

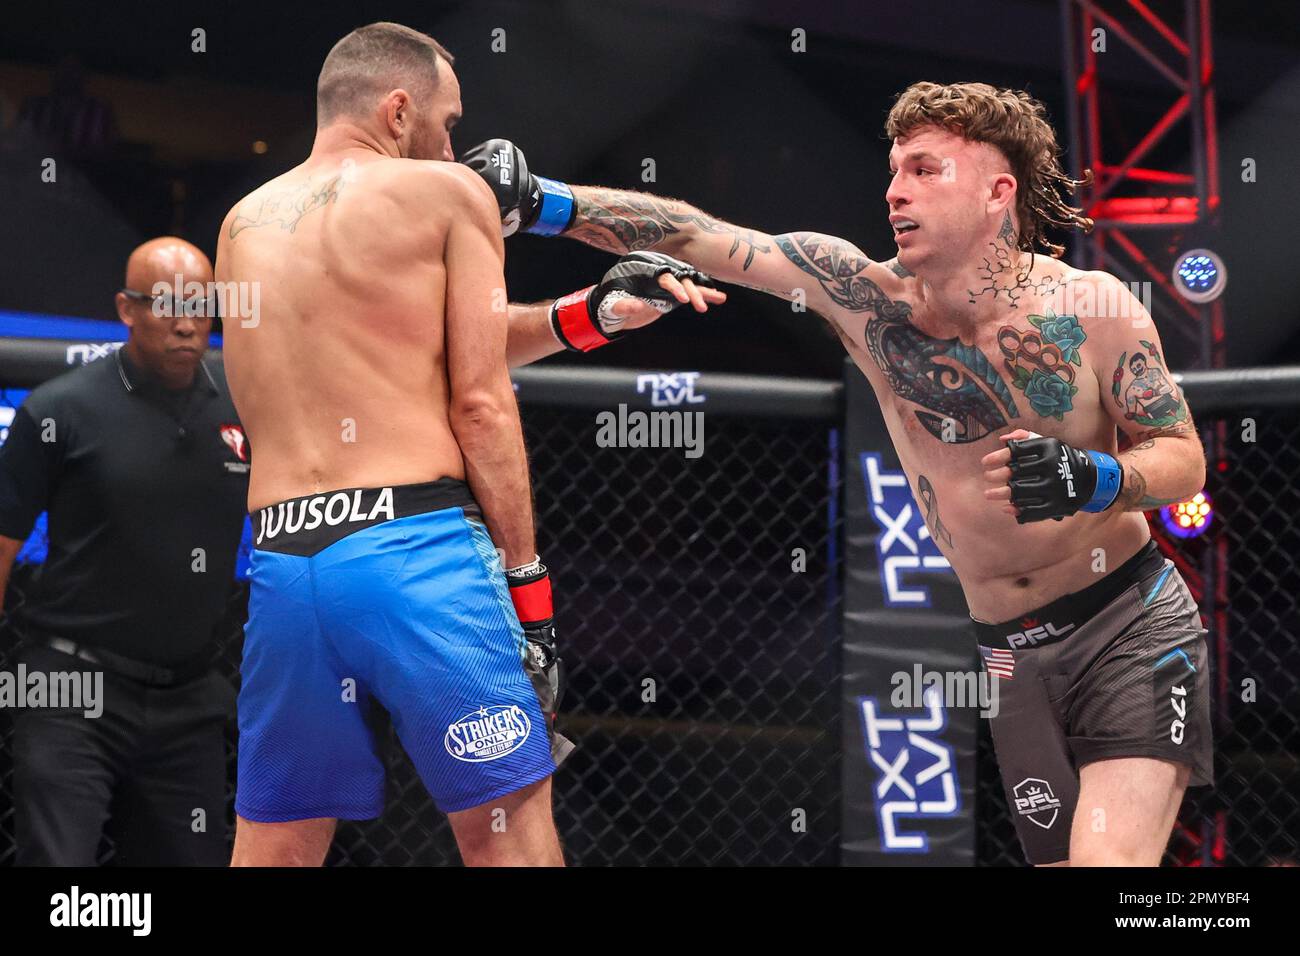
252 478 478 556
973 540 1166 650
23 631 212 687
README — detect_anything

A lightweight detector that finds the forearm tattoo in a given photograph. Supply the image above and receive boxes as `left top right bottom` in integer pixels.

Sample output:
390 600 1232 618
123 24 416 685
568 189 770 266
967 213 1060 307
1116 463 1184 511
1126 420 1197 452
776 232 1017 442
230 174 344 239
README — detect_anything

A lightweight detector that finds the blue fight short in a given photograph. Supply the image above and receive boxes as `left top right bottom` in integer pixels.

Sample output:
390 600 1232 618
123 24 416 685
235 478 556 821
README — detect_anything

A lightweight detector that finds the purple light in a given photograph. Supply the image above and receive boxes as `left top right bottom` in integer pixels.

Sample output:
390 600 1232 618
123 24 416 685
1160 491 1213 539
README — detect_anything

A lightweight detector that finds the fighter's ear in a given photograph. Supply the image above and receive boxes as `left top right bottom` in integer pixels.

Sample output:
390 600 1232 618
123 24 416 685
382 89 412 140
988 172 1017 215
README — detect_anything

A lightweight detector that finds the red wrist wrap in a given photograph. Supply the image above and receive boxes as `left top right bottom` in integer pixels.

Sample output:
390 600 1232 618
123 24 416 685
509 574 553 626
551 286 611 352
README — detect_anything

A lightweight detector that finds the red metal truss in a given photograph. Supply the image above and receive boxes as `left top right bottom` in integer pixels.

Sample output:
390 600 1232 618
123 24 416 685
1061 0 1229 867
1060 0 1224 370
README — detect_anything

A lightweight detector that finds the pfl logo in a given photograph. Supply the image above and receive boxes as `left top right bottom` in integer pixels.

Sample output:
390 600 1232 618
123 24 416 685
636 372 706 407
1012 777 1063 830
1056 446 1076 498
1006 617 1076 648
492 148 513 186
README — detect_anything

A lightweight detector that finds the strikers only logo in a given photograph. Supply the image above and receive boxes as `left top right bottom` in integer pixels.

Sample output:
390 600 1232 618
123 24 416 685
444 704 532 762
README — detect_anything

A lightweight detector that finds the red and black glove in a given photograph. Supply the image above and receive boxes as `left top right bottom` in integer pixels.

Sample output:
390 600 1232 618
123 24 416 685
506 556 575 765
550 251 716 353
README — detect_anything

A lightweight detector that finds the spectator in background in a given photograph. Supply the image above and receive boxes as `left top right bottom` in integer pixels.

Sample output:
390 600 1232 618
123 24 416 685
0 237 248 865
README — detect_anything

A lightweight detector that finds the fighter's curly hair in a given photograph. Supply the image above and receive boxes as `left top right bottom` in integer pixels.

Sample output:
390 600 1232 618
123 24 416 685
885 81 1093 258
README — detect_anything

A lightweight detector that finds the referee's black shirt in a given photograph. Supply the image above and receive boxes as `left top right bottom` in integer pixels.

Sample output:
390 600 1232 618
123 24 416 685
0 348 250 666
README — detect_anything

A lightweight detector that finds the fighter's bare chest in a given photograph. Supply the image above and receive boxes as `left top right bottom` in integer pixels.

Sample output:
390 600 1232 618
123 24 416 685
840 290 1101 450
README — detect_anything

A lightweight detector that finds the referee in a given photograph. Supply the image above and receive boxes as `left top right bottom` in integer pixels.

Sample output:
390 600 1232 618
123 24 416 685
0 237 249 865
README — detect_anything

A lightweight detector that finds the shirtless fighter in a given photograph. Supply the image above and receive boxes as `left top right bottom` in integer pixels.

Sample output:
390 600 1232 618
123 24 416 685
214 22 721 867
462 81 1213 866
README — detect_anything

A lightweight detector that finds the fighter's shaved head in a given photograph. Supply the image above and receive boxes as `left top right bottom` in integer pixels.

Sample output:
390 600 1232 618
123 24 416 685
316 22 455 127
124 236 212 291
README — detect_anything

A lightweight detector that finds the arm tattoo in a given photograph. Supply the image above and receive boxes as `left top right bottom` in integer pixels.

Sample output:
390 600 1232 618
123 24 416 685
776 232 1018 442
230 175 344 239
917 474 954 549
967 212 1060 307
1125 421 1198 453
567 189 770 266
1116 463 1183 511
776 232 891 313
1111 340 1189 429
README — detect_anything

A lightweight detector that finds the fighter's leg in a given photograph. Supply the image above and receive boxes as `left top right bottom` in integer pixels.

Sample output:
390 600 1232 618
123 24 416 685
981 644 1078 866
448 776 563 867
231 816 337 867
231 547 387 867
315 504 561 866
1064 561 1210 866
1068 757 1190 866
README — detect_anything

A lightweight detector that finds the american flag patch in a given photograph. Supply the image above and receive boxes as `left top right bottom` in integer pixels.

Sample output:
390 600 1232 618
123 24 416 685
980 646 1016 680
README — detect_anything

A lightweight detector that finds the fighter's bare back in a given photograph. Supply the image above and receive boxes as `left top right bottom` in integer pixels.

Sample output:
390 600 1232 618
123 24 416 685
216 155 494 512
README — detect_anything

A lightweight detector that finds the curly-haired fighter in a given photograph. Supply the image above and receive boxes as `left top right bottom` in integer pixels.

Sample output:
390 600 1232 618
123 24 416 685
463 81 1212 866
215 22 721 868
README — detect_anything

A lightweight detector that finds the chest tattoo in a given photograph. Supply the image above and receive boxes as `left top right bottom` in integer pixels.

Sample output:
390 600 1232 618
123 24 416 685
998 309 1085 422
776 232 1020 443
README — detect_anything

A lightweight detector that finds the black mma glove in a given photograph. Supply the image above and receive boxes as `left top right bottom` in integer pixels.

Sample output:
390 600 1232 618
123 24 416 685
459 139 575 237
505 556 575 765
550 251 717 352
1006 435 1124 524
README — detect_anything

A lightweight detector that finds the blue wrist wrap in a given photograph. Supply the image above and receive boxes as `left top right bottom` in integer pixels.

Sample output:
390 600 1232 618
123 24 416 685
526 176 575 236
1081 450 1122 512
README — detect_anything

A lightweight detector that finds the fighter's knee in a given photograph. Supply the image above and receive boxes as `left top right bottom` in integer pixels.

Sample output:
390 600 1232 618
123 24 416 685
231 815 335 867
1068 843 1161 867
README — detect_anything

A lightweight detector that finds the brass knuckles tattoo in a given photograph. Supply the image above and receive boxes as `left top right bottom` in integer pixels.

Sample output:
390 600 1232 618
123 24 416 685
998 309 1085 422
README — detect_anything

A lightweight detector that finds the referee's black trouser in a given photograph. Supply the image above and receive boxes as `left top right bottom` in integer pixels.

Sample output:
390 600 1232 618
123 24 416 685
12 643 234 866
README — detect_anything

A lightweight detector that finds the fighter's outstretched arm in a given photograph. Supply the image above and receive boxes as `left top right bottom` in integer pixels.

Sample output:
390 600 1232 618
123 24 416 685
460 139 890 323
569 187 877 321
505 256 724 368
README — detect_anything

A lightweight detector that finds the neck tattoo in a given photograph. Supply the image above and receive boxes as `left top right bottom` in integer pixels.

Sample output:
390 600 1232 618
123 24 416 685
967 212 1060 308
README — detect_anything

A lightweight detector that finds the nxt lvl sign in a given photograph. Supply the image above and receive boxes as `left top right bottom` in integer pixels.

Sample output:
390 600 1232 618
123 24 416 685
841 364 976 864
860 452 953 607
